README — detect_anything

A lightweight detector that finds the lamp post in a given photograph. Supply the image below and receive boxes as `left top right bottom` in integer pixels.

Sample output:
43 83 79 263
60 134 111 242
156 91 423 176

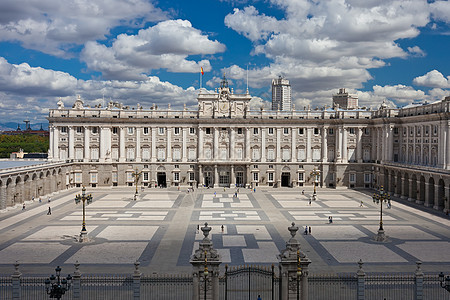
204 250 208 300
74 186 93 243
310 168 320 201
297 249 302 300
45 266 72 299
439 272 450 292
132 168 142 200
372 185 389 242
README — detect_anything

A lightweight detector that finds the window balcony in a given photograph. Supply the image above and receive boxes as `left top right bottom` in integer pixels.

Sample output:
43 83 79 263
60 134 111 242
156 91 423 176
157 158 166 162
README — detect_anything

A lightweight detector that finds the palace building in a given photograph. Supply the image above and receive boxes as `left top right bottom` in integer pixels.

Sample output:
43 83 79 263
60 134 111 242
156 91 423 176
1 76 449 213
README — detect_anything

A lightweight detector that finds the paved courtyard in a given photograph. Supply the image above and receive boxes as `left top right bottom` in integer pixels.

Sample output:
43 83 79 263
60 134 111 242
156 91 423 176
0 186 449 276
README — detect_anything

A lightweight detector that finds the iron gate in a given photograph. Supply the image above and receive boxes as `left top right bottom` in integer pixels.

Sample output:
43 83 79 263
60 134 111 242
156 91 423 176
222 265 279 300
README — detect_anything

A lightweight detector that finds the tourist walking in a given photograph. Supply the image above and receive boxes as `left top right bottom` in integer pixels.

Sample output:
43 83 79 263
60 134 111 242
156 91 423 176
47 207 51 215
22 203 25 210
257 295 262 300
360 201 363 207
309 226 311 235
304 226 308 235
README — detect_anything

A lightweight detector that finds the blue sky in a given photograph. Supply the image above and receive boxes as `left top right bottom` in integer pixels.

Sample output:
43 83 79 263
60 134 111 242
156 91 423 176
0 0 449 124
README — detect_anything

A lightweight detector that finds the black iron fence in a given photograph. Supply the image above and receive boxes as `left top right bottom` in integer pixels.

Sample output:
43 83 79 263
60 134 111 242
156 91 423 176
2 269 449 299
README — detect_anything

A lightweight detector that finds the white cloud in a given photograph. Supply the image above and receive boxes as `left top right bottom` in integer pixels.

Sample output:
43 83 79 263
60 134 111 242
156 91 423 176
225 0 432 103
81 19 226 80
413 70 450 88
430 1 450 23
0 0 166 56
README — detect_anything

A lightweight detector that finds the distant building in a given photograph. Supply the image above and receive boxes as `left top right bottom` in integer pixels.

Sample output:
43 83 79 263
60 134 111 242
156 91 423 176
1 122 49 137
332 88 358 109
272 76 291 111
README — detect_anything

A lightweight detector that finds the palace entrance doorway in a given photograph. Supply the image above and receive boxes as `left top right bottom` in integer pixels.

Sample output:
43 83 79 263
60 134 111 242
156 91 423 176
157 172 166 188
281 172 290 187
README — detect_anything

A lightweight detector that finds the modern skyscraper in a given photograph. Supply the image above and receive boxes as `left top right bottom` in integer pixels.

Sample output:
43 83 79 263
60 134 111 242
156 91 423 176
333 88 358 109
272 76 291 111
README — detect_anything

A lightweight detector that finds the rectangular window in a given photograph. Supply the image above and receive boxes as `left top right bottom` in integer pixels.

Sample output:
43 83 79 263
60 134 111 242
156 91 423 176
173 148 181 160
253 128 259 135
364 128 370 135
267 148 274 160
297 149 306 161
128 127 134 134
237 128 243 134
205 148 212 159
253 172 259 181
159 127 165 135
157 148 166 160
393 127 399 135
74 173 82 183
188 148 196 160
268 128 274 135
190 128 195 134
349 128 355 135
268 172 274 182
174 173 180 181
92 127 98 134
348 148 356 161
312 149 321 161
205 128 211 134
76 127 83 133
363 148 370 161
298 128 304 135
91 148 99 160
283 128 289 134
143 127 149 135
236 147 243 159
298 173 304 182
328 128 334 135
61 127 67 133
112 127 118 134
90 173 98 184
142 148 150 160
112 148 119 160
143 172 149 181
252 148 260 160
174 127 180 135
349 173 356 183
189 172 195 181
282 149 290 160
364 173 371 183
126 148 135 160
314 128 319 135
75 148 83 160
126 172 133 182
112 172 118 183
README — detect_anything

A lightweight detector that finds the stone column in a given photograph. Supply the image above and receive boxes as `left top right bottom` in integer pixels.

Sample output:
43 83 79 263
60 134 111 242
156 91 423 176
246 128 251 161
166 127 172 162
400 178 407 200
278 222 311 300
444 186 450 214
261 128 266 162
182 128 187 162
231 165 235 187
230 128 235 160
213 127 219 160
190 223 222 300
0 185 6 210
199 165 203 187
371 127 377 162
433 184 442 211
49 126 54 159
405 127 409 163
407 179 415 202
53 126 59 160
120 127 126 162
136 127 141 162
424 182 431 207
84 126 90 162
336 126 342 163
133 261 141 300
322 126 328 163
356 127 363 163
199 127 204 160
342 128 348 163
12 262 21 300
214 165 218 188
356 260 365 300
276 128 281 162
291 127 296 162
68 126 75 160
306 128 312 162
414 261 424 300
151 128 156 162
446 121 450 170
72 261 81 299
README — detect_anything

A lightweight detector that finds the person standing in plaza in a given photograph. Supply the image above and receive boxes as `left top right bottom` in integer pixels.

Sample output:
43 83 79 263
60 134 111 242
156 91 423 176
309 226 311 235
304 226 308 235
47 207 51 215
257 295 262 300
22 203 25 210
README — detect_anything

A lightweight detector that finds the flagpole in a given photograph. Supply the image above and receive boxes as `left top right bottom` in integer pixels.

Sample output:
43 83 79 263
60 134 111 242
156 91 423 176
200 71 202 90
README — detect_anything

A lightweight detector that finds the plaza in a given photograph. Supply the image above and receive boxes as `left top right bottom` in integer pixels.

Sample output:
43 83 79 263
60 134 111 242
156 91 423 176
0 186 448 277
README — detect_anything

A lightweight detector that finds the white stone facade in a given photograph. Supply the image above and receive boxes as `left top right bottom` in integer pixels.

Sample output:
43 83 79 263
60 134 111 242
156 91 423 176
44 82 450 213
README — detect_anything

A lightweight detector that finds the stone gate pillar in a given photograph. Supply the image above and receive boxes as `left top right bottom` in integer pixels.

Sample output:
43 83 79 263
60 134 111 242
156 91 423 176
190 222 221 300
278 222 311 300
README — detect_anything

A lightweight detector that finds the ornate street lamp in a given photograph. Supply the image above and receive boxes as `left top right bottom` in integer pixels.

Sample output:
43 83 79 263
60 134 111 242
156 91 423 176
74 186 93 242
297 249 302 300
45 266 72 299
439 272 450 292
309 168 320 200
132 168 142 200
372 186 389 242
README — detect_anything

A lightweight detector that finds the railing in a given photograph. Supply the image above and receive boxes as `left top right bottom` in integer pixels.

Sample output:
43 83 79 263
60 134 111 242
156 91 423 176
309 274 357 299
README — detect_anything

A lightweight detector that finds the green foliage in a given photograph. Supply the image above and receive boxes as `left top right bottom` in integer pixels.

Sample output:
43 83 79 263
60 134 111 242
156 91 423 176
0 134 49 158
